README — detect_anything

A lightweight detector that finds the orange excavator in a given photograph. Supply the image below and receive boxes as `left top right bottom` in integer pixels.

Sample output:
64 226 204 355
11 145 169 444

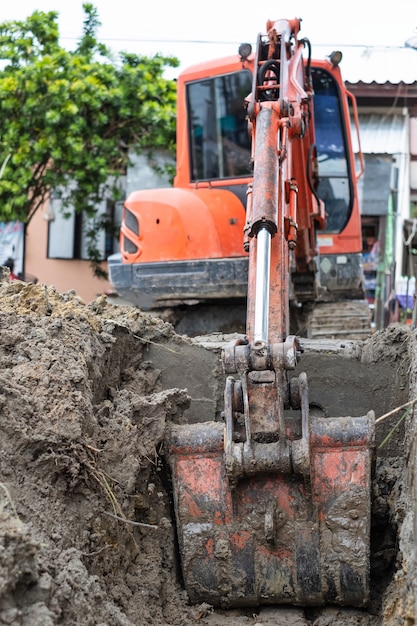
112 18 375 607
108 17 369 339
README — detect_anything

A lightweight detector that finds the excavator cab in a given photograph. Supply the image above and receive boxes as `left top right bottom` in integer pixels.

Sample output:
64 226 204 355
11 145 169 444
167 18 374 608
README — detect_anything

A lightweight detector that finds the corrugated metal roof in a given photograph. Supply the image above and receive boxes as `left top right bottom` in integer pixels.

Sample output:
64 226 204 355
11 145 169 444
351 113 409 154
314 45 417 85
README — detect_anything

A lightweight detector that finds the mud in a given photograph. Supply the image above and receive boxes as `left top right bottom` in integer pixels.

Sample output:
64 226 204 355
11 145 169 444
0 274 415 625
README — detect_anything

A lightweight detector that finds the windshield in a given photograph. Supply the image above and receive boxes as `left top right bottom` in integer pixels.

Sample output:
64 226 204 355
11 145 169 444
187 70 253 181
312 67 353 233
186 66 353 234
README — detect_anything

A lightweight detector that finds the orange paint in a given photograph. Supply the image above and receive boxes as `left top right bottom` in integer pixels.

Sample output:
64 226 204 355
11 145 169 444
230 530 252 550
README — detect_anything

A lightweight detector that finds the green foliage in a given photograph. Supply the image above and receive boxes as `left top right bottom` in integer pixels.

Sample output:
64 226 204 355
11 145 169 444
0 3 178 274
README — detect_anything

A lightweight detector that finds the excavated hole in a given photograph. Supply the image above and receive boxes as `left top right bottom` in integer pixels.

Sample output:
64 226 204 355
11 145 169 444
159 328 412 622
292 336 409 613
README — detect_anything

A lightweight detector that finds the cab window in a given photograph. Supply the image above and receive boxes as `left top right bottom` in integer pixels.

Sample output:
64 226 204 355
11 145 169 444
312 68 353 233
187 70 253 181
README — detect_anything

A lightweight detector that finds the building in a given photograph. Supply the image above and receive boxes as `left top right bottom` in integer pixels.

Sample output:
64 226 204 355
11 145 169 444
342 44 417 327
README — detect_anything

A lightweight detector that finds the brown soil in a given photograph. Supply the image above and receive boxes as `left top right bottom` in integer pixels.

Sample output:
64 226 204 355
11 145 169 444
0 275 415 625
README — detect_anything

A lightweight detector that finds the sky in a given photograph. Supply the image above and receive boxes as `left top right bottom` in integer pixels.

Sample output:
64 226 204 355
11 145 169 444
1 0 417 81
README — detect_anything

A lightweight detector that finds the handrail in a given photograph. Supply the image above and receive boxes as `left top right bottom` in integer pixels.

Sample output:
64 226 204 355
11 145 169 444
346 88 365 180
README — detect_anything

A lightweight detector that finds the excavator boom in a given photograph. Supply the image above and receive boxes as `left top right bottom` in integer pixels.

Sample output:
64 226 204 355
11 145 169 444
168 18 375 608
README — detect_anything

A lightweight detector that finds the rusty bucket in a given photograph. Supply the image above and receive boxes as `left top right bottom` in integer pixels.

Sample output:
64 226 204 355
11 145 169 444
168 371 374 608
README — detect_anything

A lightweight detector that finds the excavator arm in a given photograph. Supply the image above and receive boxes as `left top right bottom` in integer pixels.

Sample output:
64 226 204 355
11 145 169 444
168 18 375 608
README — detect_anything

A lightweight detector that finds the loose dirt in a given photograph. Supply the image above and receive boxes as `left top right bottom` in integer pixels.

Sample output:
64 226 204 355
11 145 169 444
0 274 415 625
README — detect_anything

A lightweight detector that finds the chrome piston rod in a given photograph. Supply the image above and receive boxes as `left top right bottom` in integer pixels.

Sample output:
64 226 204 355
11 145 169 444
253 226 271 344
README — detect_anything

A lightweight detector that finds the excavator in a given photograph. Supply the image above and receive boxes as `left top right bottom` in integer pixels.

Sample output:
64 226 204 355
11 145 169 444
112 18 376 607
108 17 370 339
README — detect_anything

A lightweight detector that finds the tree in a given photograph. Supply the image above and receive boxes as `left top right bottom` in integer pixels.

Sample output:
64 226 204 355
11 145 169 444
0 3 178 275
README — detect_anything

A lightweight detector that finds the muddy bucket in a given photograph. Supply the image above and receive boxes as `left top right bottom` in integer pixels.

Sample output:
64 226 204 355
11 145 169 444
168 372 375 609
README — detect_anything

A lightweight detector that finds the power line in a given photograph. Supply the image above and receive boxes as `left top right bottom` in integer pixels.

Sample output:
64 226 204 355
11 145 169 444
59 35 409 50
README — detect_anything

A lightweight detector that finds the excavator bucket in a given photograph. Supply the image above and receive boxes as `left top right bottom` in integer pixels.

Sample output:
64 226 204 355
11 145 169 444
168 373 375 608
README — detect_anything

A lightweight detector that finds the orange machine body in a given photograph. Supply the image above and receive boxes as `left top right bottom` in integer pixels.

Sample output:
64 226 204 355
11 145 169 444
115 46 364 311
121 187 247 265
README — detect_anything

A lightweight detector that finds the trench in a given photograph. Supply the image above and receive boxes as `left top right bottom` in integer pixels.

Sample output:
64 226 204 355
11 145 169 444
150 325 414 623
294 334 409 614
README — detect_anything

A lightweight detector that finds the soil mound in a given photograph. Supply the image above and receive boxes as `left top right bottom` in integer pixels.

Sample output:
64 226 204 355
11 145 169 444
0 275 415 625
0 278 197 625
